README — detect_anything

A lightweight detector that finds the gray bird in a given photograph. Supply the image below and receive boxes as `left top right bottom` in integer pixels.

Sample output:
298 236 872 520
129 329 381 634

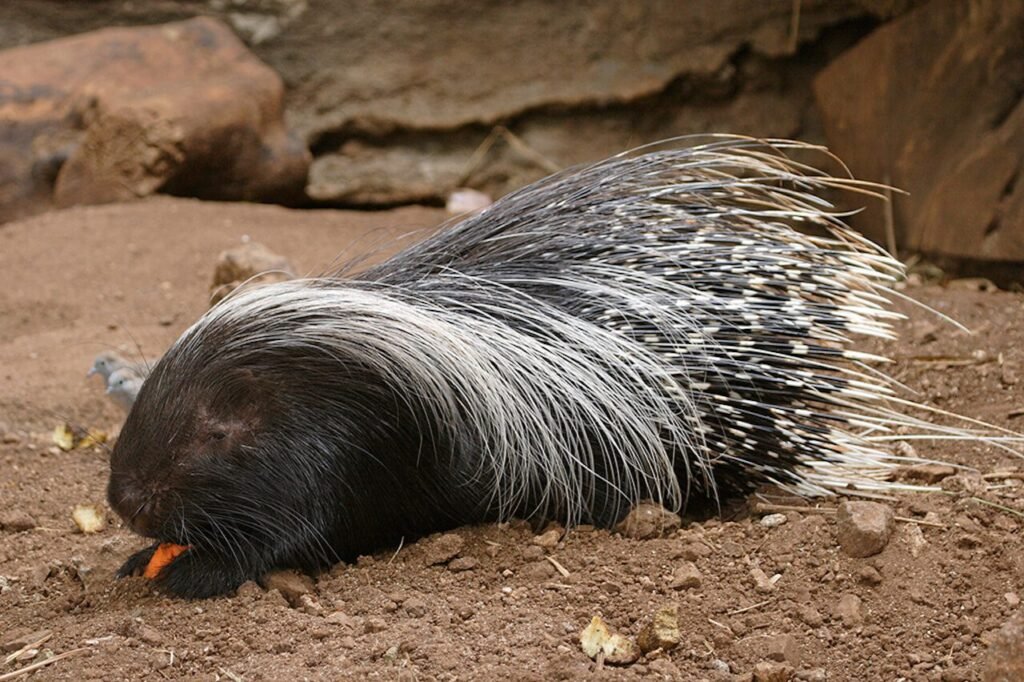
87 351 151 382
106 368 145 411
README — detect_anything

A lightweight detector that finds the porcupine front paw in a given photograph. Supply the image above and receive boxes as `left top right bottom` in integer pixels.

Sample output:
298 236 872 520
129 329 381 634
117 544 251 598
116 543 159 578
151 549 252 599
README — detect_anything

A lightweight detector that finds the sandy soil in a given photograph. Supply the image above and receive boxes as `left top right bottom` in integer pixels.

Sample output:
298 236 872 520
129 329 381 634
0 198 1022 681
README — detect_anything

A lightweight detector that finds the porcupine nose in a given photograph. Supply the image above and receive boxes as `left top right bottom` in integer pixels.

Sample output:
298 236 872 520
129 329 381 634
107 477 163 537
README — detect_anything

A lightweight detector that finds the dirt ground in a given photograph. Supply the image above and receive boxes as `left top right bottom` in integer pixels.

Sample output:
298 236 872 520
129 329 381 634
0 198 1022 681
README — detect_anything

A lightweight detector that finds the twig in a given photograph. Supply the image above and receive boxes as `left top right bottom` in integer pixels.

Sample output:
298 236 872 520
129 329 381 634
546 555 571 578
3 633 52 666
726 598 774 616
218 667 244 682
0 648 87 681
968 496 1024 519
496 126 561 174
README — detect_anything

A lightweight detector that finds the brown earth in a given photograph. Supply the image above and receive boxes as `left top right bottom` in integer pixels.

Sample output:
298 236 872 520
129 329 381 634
1 199 1022 681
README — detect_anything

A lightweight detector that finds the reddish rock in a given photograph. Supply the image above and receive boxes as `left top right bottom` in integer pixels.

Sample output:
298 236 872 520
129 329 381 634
210 240 295 305
0 17 309 223
814 0 1024 260
983 609 1024 681
615 501 683 539
670 562 703 590
836 501 894 558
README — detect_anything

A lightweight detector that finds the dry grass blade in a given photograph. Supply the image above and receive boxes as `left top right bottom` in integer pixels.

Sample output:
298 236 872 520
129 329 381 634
0 648 87 681
2 632 52 666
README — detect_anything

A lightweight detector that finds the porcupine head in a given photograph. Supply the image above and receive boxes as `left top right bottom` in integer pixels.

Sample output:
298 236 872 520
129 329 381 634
106 285 487 599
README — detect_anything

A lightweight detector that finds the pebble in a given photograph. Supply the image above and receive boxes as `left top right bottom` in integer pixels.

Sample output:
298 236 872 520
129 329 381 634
940 471 987 496
404 596 427 618
261 570 315 606
856 565 883 585
422 533 464 566
363 616 388 633
760 513 788 528
637 604 681 653
579 615 639 665
531 529 561 549
2 629 51 653
614 502 682 539
796 606 823 628
750 567 777 593
902 523 928 557
753 661 795 682
836 501 894 557
765 633 801 666
834 593 863 627
0 510 36 532
448 556 478 572
669 562 702 590
984 609 1024 680
898 463 957 484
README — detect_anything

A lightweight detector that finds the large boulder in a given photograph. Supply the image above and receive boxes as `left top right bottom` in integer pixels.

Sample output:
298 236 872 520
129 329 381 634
814 0 1024 261
1 1 874 208
0 17 309 223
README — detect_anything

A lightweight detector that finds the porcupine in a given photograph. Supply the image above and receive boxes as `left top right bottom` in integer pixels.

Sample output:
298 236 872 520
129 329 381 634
107 137 999 598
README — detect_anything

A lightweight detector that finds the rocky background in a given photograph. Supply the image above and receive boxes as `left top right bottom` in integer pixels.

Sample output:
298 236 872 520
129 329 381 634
1 0 1021 271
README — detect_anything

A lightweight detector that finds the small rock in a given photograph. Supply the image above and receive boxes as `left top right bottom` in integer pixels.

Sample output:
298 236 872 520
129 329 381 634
750 567 777 593
760 513 788 528
448 556 479 572
422 533 464 566
298 594 323 615
404 597 427 618
579 615 639 665
2 432 21 445
364 616 388 634
637 604 681 653
753 661 795 682
235 581 262 598
794 669 827 682
615 502 682 539
532 529 561 549
120 620 164 646
984 609 1024 681
446 188 493 215
261 570 314 606
1005 592 1021 607
898 463 957 484
669 562 702 590
836 500 895 557
210 241 296 305
765 634 801 666
834 593 863 627
0 510 36 532
2 629 51 653
676 542 712 561
796 606 823 628
902 523 928 558
940 471 987 496
856 565 883 585
325 611 358 629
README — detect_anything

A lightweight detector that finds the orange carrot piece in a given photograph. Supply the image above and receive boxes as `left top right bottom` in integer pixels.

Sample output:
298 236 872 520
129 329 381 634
143 543 190 579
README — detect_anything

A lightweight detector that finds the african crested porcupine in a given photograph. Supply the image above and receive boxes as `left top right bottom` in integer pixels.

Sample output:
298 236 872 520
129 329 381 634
107 137 1005 598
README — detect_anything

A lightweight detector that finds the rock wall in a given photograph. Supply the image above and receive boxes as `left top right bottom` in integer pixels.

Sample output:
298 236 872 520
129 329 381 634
3 0 1020 267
